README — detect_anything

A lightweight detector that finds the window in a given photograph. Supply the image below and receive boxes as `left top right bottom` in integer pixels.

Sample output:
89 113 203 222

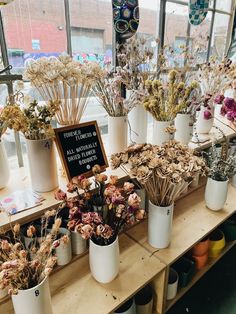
210 13 230 58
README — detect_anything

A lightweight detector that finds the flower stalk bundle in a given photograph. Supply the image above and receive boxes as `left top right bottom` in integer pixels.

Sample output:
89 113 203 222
0 208 65 294
197 58 235 97
116 35 156 90
202 144 236 181
111 141 207 206
24 56 97 125
143 70 199 121
92 64 143 117
55 165 145 246
1 94 59 140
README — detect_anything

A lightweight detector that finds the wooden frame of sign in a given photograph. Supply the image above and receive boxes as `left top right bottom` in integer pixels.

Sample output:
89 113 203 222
54 121 109 181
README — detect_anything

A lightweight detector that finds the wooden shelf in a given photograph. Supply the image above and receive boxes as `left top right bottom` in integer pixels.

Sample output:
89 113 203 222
126 184 236 266
165 241 236 312
0 234 166 314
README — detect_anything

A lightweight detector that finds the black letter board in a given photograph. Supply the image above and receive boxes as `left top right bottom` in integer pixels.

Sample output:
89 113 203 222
54 121 109 181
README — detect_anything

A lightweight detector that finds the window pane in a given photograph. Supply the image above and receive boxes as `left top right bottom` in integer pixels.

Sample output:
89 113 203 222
210 13 230 58
216 0 232 13
1 0 67 74
164 2 189 67
189 11 212 64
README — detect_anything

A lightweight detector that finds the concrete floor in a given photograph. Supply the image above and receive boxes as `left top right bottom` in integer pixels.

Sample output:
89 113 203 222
167 246 236 314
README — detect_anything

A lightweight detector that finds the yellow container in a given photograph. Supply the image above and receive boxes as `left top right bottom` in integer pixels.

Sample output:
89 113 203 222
209 229 226 258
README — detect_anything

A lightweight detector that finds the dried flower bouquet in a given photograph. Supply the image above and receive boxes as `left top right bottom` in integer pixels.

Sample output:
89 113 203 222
143 70 198 121
92 64 143 117
0 208 64 294
1 94 59 140
24 55 97 125
55 165 145 246
111 141 207 206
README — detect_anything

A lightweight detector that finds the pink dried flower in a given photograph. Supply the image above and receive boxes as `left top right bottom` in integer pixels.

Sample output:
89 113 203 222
52 240 60 248
128 193 141 209
26 225 36 238
123 182 135 193
214 94 224 104
13 223 20 235
54 189 67 201
80 224 94 240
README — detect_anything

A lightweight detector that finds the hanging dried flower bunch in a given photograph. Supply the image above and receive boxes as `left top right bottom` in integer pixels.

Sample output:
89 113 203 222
143 70 199 121
111 141 207 206
24 55 98 125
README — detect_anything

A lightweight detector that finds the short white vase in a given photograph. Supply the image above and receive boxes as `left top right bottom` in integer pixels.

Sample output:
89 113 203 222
205 178 228 211
152 120 172 146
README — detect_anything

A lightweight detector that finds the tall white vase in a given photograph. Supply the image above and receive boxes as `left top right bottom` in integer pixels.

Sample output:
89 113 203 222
152 120 172 146
205 178 228 211
11 277 53 314
174 113 192 145
148 202 174 249
128 105 147 144
108 116 128 155
26 138 58 193
0 141 10 189
89 237 119 283
196 107 213 134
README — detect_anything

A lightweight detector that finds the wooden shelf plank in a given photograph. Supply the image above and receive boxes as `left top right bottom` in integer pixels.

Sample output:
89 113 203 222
165 241 236 312
126 184 236 266
0 234 166 314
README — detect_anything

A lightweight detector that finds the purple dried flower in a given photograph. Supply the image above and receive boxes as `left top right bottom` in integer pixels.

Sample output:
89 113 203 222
220 106 227 116
204 110 212 120
214 94 225 104
224 97 235 110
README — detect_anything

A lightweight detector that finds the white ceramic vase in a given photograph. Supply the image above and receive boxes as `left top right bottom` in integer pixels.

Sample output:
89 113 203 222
89 237 119 283
167 268 179 300
128 105 147 144
108 116 128 155
148 201 174 249
196 107 213 134
26 138 58 193
174 113 192 145
0 288 7 299
152 120 172 146
56 228 72 266
205 178 228 211
0 141 10 189
114 299 136 314
11 277 53 314
232 174 236 188
71 231 87 255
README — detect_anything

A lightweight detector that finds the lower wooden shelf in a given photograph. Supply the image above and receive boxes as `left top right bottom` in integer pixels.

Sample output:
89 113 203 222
0 234 166 314
165 241 236 312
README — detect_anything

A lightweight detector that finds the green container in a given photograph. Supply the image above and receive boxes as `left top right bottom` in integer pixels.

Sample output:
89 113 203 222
221 217 236 241
173 257 196 288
